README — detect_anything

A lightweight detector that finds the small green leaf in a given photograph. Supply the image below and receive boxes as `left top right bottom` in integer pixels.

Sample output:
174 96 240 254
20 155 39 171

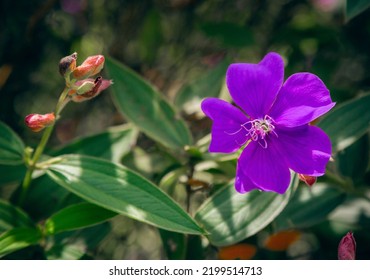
46 155 204 235
0 199 34 232
195 173 298 246
105 57 192 150
274 183 346 231
52 124 138 163
346 0 370 21
0 227 41 257
174 58 230 114
0 121 25 165
318 93 370 153
44 203 117 235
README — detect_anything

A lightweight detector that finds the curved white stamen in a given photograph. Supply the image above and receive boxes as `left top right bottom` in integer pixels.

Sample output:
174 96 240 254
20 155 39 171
224 115 277 149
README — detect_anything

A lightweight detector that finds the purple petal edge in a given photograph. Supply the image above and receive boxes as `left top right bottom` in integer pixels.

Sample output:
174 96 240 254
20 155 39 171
226 52 284 119
201 97 249 153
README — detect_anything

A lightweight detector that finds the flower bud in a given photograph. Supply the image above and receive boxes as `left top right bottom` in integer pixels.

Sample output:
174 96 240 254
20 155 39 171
338 231 356 260
25 113 55 132
298 174 317 187
72 55 105 80
71 77 112 102
59 52 77 77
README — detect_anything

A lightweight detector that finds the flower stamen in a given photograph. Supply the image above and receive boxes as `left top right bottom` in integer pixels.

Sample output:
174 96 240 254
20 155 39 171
224 115 277 149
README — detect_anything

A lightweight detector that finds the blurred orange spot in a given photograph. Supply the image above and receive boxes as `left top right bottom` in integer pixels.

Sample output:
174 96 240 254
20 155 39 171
218 243 257 260
264 230 301 251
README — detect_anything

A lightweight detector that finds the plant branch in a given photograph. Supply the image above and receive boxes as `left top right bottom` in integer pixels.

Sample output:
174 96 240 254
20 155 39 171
18 87 69 206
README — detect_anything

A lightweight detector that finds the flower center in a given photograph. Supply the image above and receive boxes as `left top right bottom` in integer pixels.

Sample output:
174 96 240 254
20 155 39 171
224 115 277 148
242 115 277 148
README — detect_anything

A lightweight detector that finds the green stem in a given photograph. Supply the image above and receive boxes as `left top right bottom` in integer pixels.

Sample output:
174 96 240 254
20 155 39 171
18 87 69 206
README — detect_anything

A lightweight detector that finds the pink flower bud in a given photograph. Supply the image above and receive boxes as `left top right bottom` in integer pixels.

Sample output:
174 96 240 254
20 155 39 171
72 55 105 79
59 52 77 76
298 174 317 187
71 77 112 102
338 231 356 260
25 113 55 132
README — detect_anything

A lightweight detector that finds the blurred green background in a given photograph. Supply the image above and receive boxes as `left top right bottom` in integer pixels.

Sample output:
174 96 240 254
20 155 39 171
1 0 370 259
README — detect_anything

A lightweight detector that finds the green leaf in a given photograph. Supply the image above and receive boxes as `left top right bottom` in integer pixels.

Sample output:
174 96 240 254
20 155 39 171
0 227 41 257
0 199 34 232
105 57 192 150
20 175 78 221
337 133 369 184
44 202 117 235
318 93 370 153
46 154 204 235
52 124 138 163
53 222 111 252
0 121 25 165
174 58 230 114
194 173 298 246
346 0 370 21
274 183 346 231
329 195 370 229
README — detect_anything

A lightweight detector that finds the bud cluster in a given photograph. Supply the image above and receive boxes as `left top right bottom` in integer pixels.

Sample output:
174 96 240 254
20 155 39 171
25 52 112 132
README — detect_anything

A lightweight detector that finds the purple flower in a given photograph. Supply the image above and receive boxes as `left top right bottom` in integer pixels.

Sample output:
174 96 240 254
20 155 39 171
201 52 335 194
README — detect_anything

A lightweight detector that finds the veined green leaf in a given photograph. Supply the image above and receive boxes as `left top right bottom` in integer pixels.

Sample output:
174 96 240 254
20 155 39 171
195 173 298 246
52 124 138 163
46 154 204 235
0 199 34 232
105 57 192 150
346 0 370 21
44 202 117 235
0 121 25 165
0 227 41 257
274 183 346 231
318 93 370 153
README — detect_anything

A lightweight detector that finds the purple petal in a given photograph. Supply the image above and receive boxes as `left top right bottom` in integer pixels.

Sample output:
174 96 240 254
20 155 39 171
235 163 261 193
269 73 335 127
226 52 284 119
238 140 291 194
274 125 332 176
201 97 249 153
